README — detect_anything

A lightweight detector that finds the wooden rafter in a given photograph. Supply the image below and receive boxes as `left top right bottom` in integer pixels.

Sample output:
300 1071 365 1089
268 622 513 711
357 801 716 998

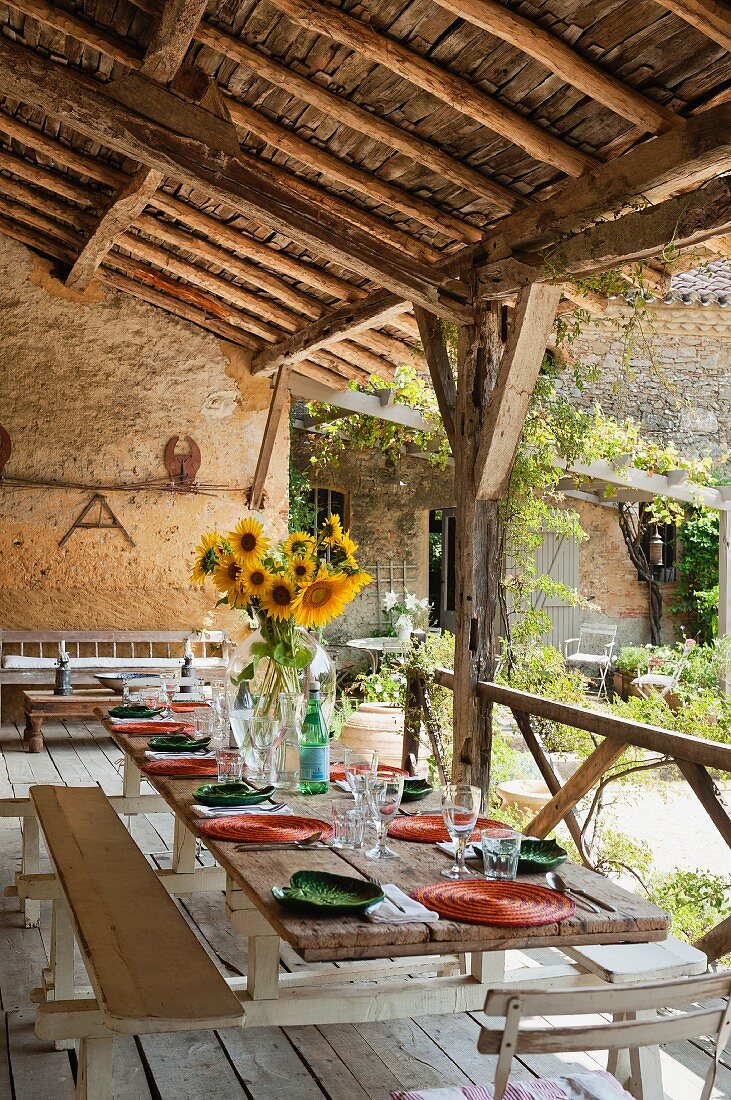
266 0 595 177
249 365 293 511
474 283 562 499
412 307 457 452
63 0 208 289
430 0 678 134
0 36 474 322
654 0 731 51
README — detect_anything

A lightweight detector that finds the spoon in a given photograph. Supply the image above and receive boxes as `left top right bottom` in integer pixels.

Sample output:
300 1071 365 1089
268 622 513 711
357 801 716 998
234 830 324 852
547 866 597 910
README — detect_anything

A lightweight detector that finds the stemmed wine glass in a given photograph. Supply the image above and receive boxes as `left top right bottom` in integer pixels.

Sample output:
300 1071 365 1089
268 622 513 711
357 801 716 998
249 716 279 782
344 748 378 809
159 673 178 718
441 783 481 879
365 774 404 860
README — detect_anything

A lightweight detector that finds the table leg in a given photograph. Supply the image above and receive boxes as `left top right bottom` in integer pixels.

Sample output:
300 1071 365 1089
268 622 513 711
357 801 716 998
469 950 505 985
24 713 44 753
172 815 196 873
122 757 141 798
225 875 281 1000
21 813 41 927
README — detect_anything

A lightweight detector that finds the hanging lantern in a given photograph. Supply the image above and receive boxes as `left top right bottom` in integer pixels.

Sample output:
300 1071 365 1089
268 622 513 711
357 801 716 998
648 527 664 567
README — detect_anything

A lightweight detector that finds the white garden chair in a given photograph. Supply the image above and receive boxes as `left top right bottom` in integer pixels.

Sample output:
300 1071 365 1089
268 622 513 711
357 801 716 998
632 637 695 699
391 970 731 1100
564 625 618 699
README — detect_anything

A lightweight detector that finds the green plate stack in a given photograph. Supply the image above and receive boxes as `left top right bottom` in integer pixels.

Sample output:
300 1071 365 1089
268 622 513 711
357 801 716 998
272 870 385 914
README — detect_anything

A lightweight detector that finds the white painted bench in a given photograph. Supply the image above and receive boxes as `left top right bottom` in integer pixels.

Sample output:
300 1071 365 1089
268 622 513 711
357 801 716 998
29 785 244 1100
0 629 228 721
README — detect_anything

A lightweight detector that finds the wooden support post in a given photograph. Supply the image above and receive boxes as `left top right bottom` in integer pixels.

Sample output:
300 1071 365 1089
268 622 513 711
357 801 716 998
673 759 731 850
412 306 457 451
526 736 629 838
402 668 422 775
451 296 504 792
510 707 592 867
21 812 41 927
249 364 292 511
719 511 731 695
695 912 731 965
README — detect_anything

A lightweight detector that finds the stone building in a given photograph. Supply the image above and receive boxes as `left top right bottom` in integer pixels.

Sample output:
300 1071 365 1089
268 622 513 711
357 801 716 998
293 262 731 653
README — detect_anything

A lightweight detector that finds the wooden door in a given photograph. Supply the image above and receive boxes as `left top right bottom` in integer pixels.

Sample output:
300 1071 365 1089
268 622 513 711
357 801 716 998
531 533 580 652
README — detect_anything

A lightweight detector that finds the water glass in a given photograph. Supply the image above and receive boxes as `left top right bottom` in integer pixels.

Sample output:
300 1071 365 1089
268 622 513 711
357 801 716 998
159 673 178 716
216 746 243 783
193 707 216 741
331 802 366 849
249 715 279 782
480 828 520 882
141 688 163 712
365 775 404 860
344 748 378 807
441 783 481 880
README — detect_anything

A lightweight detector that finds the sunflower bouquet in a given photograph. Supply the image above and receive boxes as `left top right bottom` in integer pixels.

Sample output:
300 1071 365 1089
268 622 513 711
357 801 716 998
191 515 371 713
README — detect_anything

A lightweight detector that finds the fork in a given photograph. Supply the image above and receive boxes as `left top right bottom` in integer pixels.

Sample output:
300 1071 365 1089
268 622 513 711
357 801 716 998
363 873 408 913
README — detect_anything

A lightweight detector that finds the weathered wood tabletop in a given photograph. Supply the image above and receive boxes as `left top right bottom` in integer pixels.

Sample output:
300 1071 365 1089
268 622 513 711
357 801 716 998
105 719 670 963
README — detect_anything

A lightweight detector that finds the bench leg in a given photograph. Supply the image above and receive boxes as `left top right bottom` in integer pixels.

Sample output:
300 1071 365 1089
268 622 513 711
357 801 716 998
76 1036 114 1100
50 901 76 1049
24 714 44 754
607 1010 663 1100
172 815 197 873
122 757 141 799
21 814 41 927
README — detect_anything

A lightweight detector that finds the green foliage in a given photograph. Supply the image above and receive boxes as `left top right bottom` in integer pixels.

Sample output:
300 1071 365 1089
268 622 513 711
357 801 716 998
670 508 719 643
288 455 315 533
608 688 731 745
649 869 731 953
329 694 355 739
355 660 405 706
498 644 594 755
614 646 656 676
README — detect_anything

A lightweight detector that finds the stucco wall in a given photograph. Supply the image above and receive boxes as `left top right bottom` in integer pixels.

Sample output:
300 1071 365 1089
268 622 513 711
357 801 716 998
0 235 288 637
291 431 453 640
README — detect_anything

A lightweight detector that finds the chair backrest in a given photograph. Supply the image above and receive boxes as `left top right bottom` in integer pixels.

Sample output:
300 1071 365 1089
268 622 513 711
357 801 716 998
668 637 697 688
577 624 618 655
479 971 731 1100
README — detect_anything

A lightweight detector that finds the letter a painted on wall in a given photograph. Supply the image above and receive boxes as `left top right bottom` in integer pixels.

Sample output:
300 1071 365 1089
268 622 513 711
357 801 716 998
59 493 135 548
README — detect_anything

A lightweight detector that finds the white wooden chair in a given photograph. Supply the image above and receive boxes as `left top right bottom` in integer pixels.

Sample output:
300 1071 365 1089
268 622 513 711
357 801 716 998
391 971 731 1100
632 638 695 699
564 625 618 698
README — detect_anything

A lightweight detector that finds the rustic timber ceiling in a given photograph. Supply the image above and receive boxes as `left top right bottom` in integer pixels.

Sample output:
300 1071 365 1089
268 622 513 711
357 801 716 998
0 0 728 389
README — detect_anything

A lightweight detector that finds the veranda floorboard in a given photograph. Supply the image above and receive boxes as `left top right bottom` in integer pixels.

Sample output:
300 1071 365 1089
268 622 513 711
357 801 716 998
284 1026 374 1100
353 1016 477 1092
217 1026 330 1100
137 1030 246 1099
41 721 95 786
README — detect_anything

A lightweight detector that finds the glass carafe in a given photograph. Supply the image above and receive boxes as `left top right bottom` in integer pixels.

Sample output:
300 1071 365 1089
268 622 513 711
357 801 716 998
275 691 305 791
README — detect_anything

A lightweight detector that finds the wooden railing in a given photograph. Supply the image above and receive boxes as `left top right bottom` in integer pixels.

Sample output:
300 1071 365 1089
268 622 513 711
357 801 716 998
409 668 731 963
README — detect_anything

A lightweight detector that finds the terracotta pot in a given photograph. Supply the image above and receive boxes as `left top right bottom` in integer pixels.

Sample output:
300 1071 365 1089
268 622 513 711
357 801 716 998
496 780 552 814
339 702 405 768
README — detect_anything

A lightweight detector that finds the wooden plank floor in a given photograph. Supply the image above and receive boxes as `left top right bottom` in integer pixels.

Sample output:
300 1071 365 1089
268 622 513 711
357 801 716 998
0 719 729 1100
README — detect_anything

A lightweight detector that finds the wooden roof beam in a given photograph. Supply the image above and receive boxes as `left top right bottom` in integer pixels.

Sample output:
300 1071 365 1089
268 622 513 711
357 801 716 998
266 0 596 177
430 0 678 134
654 0 731 52
413 307 457 452
141 0 208 81
249 365 292 510
0 36 473 321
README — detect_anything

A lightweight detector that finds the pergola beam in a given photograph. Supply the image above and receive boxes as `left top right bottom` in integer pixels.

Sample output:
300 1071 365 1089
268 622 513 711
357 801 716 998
412 307 457 452
654 0 731 51
0 36 473 322
141 0 208 81
249 365 293 511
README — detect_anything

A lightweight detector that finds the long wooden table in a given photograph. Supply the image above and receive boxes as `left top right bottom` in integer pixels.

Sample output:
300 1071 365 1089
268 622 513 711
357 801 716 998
102 716 670 1028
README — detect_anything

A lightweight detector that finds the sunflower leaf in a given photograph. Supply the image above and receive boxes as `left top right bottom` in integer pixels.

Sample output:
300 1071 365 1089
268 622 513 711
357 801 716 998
233 662 256 683
292 648 314 669
250 642 271 659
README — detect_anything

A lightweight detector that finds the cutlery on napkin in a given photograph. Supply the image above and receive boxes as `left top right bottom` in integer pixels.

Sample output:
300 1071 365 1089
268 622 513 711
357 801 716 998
366 884 440 923
192 803 293 817
144 750 215 760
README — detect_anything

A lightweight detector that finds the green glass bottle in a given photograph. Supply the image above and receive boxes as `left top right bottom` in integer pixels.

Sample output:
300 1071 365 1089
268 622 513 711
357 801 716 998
299 682 330 794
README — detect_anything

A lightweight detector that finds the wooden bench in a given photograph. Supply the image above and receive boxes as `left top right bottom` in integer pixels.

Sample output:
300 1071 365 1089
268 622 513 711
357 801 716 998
29 785 244 1099
0 630 228 732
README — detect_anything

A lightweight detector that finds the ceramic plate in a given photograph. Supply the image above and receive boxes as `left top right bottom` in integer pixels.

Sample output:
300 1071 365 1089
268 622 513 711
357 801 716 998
147 735 211 752
401 778 434 802
108 705 163 719
272 870 384 914
517 838 568 873
193 782 275 807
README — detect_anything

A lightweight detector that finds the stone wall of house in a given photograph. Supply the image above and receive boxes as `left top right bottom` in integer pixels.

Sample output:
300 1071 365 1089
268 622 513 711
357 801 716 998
291 431 453 641
0 234 288 645
558 304 731 469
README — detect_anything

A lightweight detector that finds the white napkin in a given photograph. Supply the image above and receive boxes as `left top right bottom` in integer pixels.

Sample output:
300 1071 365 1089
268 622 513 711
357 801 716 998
436 840 480 859
366 884 440 923
334 779 352 793
111 714 170 724
192 803 294 817
144 750 215 760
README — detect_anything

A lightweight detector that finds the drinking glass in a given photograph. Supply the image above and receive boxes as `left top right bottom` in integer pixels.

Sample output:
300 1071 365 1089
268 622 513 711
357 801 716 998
365 775 404 860
216 745 243 783
441 783 481 879
249 715 279 782
344 748 378 808
141 688 163 712
331 802 366 849
193 707 216 741
276 691 305 791
159 673 178 717
480 828 520 881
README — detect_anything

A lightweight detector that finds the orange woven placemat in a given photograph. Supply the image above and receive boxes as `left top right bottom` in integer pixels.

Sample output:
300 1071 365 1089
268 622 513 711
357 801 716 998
411 880 576 927
141 757 218 778
199 814 332 843
110 721 186 735
330 763 407 782
171 702 211 712
388 815 505 844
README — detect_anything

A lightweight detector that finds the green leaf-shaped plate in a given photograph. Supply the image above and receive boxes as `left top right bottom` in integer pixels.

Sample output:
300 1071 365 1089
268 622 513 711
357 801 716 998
108 705 163 719
518 838 568 873
272 870 384 914
148 735 211 752
401 778 434 802
194 782 275 807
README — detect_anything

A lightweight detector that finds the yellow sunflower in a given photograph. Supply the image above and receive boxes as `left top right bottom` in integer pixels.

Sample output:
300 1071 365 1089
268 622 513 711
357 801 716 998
190 531 223 586
293 569 350 628
259 576 298 621
338 531 358 558
288 554 317 585
320 513 343 547
283 530 316 558
228 517 269 567
212 555 246 605
344 569 372 596
241 562 272 600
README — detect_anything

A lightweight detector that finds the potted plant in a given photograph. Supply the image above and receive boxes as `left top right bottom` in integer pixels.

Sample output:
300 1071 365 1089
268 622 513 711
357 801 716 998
382 588 430 643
